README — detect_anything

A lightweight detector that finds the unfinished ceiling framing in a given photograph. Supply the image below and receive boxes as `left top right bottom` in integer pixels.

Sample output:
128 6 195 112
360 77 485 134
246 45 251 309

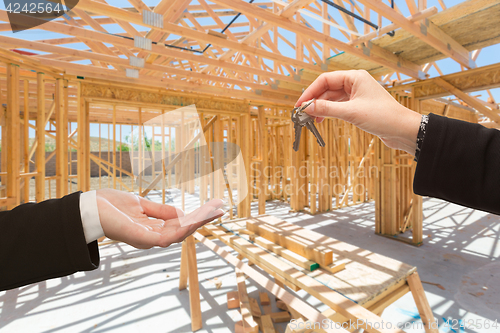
0 0 498 117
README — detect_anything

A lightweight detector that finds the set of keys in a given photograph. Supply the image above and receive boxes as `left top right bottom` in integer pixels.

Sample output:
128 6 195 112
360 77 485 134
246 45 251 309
291 98 325 152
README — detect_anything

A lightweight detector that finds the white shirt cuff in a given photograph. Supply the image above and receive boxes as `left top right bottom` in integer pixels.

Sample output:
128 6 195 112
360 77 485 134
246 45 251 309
80 190 105 244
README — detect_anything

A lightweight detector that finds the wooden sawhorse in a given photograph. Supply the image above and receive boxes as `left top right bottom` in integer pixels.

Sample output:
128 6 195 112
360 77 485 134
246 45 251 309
181 215 439 333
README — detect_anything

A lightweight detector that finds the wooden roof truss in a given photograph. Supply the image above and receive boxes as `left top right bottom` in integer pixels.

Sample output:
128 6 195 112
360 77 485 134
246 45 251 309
0 0 499 121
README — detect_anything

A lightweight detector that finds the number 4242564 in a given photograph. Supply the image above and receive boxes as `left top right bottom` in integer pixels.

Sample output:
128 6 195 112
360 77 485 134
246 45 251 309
6 2 65 14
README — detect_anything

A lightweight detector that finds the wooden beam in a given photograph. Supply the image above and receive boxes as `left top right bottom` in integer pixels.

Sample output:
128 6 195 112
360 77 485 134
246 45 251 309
246 220 334 266
395 63 500 99
127 0 151 12
55 78 68 197
186 235 202 331
37 58 297 104
76 81 88 192
348 7 437 46
73 1 326 74
357 0 474 69
332 0 358 37
434 77 500 123
0 36 299 95
179 240 189 290
281 0 316 17
6 63 20 208
208 0 423 78
201 0 316 73
407 272 439 333
0 46 61 77
140 0 191 64
204 224 301 292
35 72 45 202
249 234 320 271
0 11 311 89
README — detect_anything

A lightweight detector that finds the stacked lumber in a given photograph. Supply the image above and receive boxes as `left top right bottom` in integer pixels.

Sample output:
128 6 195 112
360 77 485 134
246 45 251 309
228 286 292 332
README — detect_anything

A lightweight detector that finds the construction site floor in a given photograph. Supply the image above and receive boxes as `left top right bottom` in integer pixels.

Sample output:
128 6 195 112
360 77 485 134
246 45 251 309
1 196 499 333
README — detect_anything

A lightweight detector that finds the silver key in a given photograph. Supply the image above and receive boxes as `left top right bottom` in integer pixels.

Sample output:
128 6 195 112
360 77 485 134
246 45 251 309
291 99 325 152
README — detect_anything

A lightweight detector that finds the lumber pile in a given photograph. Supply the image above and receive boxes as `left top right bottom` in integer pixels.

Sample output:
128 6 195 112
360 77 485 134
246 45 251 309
195 213 439 333
228 287 292 333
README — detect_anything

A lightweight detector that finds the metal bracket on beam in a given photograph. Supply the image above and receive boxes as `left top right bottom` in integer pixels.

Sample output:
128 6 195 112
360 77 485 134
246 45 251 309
469 58 477 69
362 45 370 56
134 36 152 51
143 10 163 28
420 19 429 36
130 56 145 68
126 68 139 78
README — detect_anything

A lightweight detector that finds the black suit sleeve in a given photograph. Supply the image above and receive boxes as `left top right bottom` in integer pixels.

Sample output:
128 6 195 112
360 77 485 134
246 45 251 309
414 113 500 215
0 191 100 291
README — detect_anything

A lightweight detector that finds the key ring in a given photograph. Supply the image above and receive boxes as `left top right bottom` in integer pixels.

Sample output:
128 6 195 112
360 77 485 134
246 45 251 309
294 98 315 114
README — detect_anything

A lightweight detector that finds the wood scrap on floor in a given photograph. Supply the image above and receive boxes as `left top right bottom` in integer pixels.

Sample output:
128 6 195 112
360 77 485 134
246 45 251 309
421 281 446 290
261 314 276 333
259 291 271 306
249 297 262 317
276 300 287 311
207 277 222 289
270 311 291 323
236 268 259 333
235 320 244 333
227 291 240 309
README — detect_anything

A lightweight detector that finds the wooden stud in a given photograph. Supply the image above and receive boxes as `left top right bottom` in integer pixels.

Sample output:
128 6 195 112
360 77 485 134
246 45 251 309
55 79 68 197
22 79 29 202
0 80 7 199
258 105 266 215
186 235 202 331
6 63 20 208
35 73 45 202
112 104 116 189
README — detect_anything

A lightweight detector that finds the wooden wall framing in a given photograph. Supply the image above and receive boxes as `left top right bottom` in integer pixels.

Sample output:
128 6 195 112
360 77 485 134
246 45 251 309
0 58 484 246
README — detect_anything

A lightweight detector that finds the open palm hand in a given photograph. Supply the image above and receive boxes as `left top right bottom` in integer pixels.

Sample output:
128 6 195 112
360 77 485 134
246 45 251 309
95 189 225 249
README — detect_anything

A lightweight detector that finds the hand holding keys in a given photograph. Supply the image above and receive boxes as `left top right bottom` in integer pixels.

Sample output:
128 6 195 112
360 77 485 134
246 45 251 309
291 99 325 152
